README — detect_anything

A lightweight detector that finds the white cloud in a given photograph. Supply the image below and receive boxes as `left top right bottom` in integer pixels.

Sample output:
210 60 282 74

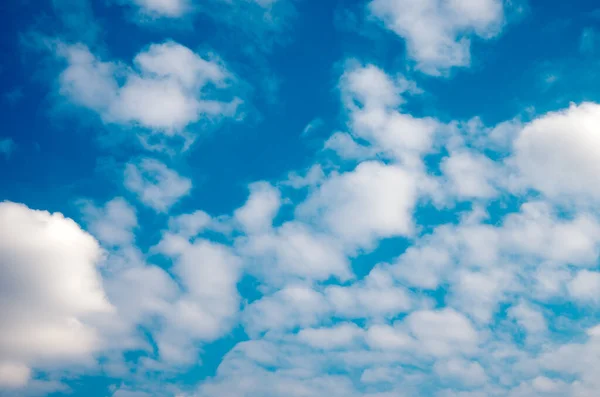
341 64 439 167
434 358 488 388
58 41 240 135
0 362 31 389
168 210 213 238
0 202 112 388
128 0 190 18
567 270 600 303
450 268 513 323
369 0 506 74
239 221 351 282
284 164 325 189
324 132 376 160
104 262 178 331
440 150 502 199
124 158 192 212
297 323 363 350
297 161 417 249
501 201 600 267
325 266 413 319
81 197 137 247
508 302 547 335
513 103 600 203
154 236 241 362
365 324 412 350
242 285 329 336
394 200 600 298
27 29 600 397
342 63 409 109
405 308 479 357
234 182 281 233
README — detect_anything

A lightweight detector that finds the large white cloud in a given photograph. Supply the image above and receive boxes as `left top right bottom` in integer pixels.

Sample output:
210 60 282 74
0 202 112 388
513 102 600 203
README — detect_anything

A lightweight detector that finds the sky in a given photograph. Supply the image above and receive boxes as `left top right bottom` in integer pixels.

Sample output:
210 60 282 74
2 0 600 396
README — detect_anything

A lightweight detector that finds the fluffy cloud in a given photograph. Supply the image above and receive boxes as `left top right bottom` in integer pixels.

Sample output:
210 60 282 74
124 158 192 212
567 270 600 303
508 301 547 335
17 13 600 396
434 358 488 388
513 102 600 204
369 0 506 74
81 197 138 247
297 323 363 350
242 284 330 336
0 202 112 388
167 210 213 238
58 41 240 135
325 266 413 319
340 64 439 166
405 308 479 357
154 234 242 363
394 200 600 293
297 161 417 249
239 220 350 283
440 149 503 199
234 182 281 233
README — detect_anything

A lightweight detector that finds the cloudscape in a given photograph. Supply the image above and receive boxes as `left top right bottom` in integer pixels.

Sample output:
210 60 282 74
2 0 600 396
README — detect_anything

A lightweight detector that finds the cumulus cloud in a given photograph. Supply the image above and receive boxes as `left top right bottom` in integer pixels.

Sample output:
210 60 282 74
440 149 503 199
242 284 330 336
124 158 192 212
325 266 413 319
81 197 137 247
154 234 242 363
0 202 112 388
240 221 351 283
369 0 506 74
567 270 600 303
512 102 600 204
16 15 600 397
297 323 363 350
340 64 439 166
234 182 281 233
297 161 417 249
406 308 479 357
58 41 240 135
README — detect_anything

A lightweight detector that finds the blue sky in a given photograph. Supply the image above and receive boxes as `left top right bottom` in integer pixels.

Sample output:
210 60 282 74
3 0 600 396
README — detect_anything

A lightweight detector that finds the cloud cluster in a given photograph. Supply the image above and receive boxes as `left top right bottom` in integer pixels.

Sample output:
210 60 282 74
8 2 600 397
